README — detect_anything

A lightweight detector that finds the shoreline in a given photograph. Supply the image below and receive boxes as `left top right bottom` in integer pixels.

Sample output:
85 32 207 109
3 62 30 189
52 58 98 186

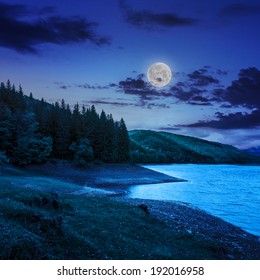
111 196 260 259
21 161 186 190
2 162 260 259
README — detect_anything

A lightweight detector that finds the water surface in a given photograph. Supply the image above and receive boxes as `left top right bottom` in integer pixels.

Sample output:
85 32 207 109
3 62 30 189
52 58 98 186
127 164 260 237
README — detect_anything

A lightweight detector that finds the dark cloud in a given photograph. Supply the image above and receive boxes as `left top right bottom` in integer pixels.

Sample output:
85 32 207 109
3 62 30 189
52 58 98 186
188 69 220 87
171 85 206 102
188 102 212 106
225 67 260 109
109 83 117 87
119 0 197 29
169 68 221 105
119 77 146 90
106 75 172 109
56 82 111 90
118 76 172 100
216 69 228 76
77 83 109 90
170 80 213 106
220 3 260 16
88 99 134 107
172 67 260 109
117 68 222 107
0 2 110 54
212 88 226 101
188 95 213 106
0 2 29 17
191 96 211 103
145 102 170 109
86 98 169 110
185 110 260 129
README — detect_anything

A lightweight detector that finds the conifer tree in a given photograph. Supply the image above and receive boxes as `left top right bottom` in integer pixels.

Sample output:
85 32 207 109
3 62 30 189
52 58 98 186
117 118 130 162
0 103 15 154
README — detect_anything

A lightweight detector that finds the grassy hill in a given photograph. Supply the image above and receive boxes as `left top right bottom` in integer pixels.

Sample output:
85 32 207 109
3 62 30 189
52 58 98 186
0 166 216 260
129 130 259 164
1 165 259 260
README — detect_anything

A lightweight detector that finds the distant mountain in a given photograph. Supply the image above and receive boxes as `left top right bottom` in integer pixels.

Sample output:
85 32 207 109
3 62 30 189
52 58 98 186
129 130 259 164
243 146 260 156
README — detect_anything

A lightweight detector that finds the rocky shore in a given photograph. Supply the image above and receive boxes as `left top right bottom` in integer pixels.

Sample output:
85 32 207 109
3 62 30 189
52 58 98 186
6 161 260 259
112 197 260 260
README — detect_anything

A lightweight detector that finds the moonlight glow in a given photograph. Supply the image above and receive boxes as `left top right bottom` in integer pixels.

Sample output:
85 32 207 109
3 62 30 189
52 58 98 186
147 62 172 87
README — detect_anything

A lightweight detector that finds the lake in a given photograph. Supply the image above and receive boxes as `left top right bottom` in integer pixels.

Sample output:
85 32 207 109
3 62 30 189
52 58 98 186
126 164 260 237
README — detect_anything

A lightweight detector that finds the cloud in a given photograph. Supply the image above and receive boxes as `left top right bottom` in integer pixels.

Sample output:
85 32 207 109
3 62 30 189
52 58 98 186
0 2 110 54
59 85 68 90
142 102 170 110
224 67 260 109
169 67 224 105
118 76 173 100
216 69 228 76
171 85 206 102
220 3 260 16
88 99 134 107
171 67 260 109
77 83 110 90
117 68 222 107
187 69 220 87
0 2 30 17
119 0 197 29
188 95 213 106
55 81 112 90
86 98 169 110
185 109 260 129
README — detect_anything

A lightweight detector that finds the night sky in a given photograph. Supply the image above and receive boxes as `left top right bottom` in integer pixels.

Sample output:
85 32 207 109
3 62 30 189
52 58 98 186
1 0 260 149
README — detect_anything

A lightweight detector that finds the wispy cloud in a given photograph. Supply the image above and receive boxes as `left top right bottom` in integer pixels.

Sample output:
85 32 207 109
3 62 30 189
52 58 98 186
55 82 111 90
220 3 260 17
117 76 173 101
0 2 110 54
119 0 198 30
187 69 220 87
77 83 110 90
185 110 260 129
87 99 134 107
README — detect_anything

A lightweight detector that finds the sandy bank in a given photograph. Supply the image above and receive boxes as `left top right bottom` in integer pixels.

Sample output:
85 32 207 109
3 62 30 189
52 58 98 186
23 161 185 190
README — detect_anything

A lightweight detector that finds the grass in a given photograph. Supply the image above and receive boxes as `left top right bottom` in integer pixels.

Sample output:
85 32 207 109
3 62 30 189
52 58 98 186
0 166 219 260
0 166 82 193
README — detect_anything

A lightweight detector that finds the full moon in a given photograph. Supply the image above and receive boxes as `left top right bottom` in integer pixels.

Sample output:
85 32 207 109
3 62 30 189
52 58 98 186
147 62 172 87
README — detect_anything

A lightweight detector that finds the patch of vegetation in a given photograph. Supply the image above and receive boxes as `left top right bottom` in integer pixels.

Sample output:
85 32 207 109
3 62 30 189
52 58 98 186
129 130 259 164
0 170 218 260
0 166 82 193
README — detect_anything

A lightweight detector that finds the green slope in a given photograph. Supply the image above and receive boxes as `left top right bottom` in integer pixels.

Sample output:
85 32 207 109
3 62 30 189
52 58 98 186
129 130 259 164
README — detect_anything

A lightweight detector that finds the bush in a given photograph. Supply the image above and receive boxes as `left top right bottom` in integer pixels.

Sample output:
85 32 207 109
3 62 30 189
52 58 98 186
13 136 53 165
70 138 94 166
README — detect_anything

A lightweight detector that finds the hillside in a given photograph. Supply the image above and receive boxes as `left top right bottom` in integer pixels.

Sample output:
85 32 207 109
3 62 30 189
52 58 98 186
129 130 259 164
243 146 260 157
0 80 129 166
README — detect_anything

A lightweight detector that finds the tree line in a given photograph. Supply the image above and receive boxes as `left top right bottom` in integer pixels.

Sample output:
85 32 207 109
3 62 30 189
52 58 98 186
0 80 130 165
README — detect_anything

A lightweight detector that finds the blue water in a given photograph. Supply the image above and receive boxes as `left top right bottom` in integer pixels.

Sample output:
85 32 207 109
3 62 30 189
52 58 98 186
126 164 260 237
